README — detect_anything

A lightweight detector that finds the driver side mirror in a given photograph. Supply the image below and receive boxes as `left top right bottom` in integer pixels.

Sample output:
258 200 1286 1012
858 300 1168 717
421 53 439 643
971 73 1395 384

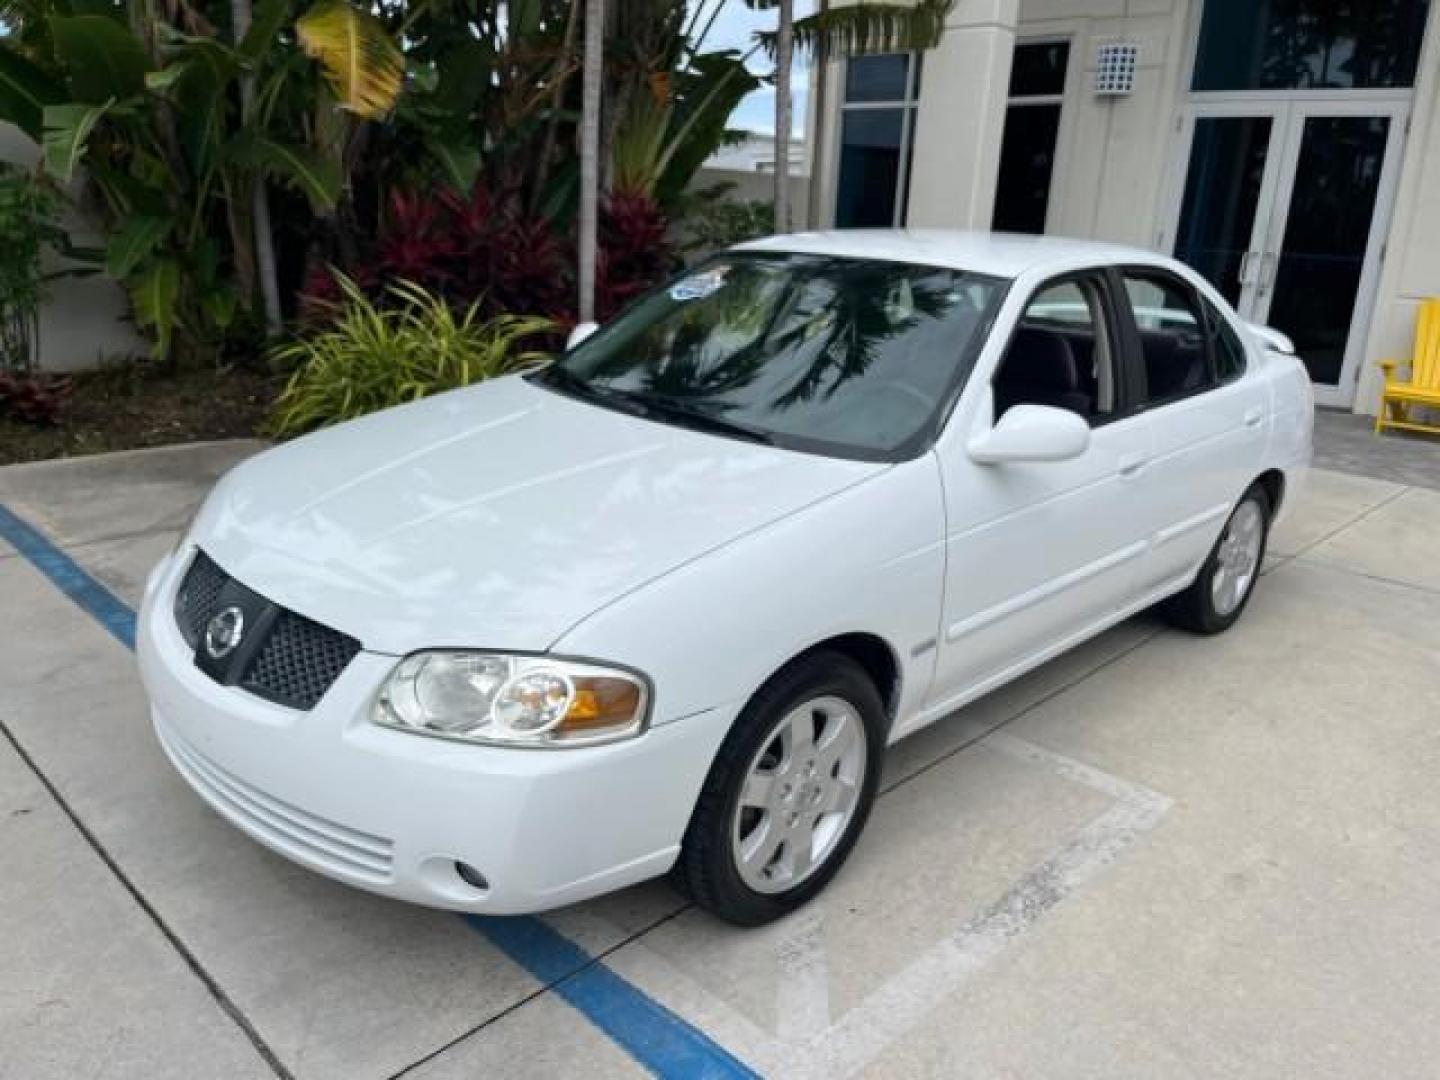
967 404 1091 465
566 321 599 351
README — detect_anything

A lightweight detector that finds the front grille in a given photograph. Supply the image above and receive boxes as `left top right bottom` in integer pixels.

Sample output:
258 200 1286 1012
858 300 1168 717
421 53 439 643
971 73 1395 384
157 719 394 883
242 610 361 711
174 550 361 711
175 551 227 647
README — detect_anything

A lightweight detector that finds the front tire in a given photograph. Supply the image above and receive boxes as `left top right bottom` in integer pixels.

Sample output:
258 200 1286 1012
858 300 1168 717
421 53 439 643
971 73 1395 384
674 651 885 926
1161 485 1271 635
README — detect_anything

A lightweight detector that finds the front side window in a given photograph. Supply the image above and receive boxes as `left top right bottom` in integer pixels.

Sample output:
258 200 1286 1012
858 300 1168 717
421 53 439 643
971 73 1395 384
1192 0 1430 91
994 275 1117 424
835 54 921 228
538 255 1007 460
1123 272 1213 404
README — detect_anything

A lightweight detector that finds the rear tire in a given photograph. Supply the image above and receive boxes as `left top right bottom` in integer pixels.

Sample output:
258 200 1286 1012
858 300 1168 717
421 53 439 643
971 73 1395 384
673 651 885 927
1161 485 1271 635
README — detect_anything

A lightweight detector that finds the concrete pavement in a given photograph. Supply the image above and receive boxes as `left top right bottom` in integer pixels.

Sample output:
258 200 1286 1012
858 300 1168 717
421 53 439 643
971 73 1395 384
3 442 1440 1078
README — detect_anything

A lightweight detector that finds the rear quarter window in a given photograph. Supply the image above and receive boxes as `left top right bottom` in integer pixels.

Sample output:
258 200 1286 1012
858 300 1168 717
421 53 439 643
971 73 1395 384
1205 298 1248 383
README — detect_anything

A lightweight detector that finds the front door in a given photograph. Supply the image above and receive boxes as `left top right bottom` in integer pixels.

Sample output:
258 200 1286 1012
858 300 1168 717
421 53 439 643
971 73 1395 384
1163 100 1407 407
926 270 1154 722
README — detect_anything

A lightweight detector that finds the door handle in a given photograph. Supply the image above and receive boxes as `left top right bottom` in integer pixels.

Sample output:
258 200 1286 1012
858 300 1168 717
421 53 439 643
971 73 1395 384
1243 406 1264 429
1118 453 1147 478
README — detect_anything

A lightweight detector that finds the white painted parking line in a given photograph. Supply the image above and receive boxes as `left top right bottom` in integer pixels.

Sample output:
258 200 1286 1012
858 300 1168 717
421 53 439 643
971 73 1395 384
585 732 1172 1079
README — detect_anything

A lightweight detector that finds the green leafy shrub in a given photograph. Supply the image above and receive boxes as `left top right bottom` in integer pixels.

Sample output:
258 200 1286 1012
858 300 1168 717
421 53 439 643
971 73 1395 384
680 193 775 258
267 277 553 437
0 166 70 373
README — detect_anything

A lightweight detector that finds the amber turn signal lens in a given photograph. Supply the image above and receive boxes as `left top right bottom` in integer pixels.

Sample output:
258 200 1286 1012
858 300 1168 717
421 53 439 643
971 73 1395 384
559 677 643 732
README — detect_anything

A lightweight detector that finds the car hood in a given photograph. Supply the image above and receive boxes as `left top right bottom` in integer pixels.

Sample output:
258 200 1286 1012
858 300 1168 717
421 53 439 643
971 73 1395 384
195 375 884 655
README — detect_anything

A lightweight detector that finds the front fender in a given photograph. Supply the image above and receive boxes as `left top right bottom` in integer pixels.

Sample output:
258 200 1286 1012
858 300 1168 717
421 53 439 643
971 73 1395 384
550 455 947 730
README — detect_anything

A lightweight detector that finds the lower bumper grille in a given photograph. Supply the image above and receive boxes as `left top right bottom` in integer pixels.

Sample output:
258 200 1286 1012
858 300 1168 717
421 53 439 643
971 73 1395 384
157 720 394 883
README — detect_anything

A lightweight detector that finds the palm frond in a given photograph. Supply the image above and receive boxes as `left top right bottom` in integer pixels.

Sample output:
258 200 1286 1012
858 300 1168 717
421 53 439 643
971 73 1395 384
757 0 955 58
295 0 404 119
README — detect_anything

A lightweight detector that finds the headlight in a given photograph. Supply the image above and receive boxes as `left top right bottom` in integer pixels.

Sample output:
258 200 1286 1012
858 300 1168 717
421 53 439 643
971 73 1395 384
373 652 649 748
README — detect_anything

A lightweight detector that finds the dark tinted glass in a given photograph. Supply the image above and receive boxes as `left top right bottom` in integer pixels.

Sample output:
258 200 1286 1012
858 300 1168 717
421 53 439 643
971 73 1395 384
1193 0 1429 91
845 54 910 101
1009 41 1070 96
836 109 904 227
992 104 1061 234
1205 299 1247 382
1123 274 1213 403
998 278 1117 423
1266 115 1389 385
1173 116 1272 305
545 255 1007 459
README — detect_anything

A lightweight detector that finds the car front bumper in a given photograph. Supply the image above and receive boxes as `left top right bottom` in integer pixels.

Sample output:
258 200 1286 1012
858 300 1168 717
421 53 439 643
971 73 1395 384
136 549 734 914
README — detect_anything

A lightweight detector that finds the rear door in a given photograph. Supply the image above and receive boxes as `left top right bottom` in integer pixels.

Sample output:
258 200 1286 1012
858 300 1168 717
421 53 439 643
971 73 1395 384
1113 266 1269 596
926 270 1155 718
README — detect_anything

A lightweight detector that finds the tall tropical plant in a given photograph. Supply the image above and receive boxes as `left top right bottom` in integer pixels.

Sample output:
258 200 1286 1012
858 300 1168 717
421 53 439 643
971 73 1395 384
745 0 956 231
606 2 761 205
0 0 404 364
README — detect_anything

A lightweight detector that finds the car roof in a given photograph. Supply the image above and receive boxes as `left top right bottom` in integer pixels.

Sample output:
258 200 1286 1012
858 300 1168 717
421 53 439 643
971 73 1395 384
734 229 1162 279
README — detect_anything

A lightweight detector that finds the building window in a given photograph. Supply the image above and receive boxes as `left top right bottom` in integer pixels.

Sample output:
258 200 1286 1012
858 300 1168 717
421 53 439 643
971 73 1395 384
993 41 1069 235
834 53 921 228
1192 0 1430 92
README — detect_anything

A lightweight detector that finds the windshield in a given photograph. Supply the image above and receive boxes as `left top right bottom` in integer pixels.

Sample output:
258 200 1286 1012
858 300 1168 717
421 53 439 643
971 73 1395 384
535 253 1007 460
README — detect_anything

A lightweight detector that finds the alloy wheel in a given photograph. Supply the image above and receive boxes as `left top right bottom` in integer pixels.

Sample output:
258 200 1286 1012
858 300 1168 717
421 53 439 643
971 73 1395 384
730 695 868 894
1212 498 1265 617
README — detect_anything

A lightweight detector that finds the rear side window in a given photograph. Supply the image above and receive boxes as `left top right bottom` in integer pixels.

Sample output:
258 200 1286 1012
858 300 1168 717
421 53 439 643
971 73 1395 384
1122 272 1212 405
1205 298 1247 382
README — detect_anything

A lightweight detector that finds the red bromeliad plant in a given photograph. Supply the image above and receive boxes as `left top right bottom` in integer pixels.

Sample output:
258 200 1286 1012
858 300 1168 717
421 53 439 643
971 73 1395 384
442 186 574 323
379 191 461 288
596 192 672 321
301 181 677 332
0 371 72 427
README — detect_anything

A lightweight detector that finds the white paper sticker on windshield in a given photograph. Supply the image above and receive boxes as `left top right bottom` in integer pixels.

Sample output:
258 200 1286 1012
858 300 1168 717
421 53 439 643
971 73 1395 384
670 266 729 301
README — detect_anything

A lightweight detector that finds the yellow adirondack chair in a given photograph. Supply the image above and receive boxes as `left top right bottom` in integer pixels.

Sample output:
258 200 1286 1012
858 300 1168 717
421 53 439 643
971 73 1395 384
1376 298 1440 436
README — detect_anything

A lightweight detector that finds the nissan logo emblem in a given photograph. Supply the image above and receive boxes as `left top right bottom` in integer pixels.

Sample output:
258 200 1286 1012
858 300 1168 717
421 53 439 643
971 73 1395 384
204 606 246 660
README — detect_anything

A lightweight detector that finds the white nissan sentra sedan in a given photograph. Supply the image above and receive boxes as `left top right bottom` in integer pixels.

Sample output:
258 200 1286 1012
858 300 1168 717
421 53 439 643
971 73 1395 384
138 231 1312 926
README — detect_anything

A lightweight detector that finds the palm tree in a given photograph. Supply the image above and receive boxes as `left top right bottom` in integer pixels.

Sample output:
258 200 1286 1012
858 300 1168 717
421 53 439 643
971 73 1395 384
578 0 605 322
230 0 282 336
747 0 956 232
774 0 795 231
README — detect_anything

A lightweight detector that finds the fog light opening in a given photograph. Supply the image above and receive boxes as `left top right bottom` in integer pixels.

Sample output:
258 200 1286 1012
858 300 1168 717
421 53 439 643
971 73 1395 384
454 861 490 892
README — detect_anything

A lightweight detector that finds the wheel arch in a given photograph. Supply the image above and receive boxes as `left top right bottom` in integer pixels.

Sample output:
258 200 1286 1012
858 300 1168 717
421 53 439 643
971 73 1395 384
1253 468 1286 516
769 631 903 730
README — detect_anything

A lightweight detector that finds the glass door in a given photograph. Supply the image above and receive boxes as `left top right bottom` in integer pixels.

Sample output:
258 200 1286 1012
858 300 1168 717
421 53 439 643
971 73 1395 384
1164 100 1407 406
1168 105 1287 313
1252 103 1406 403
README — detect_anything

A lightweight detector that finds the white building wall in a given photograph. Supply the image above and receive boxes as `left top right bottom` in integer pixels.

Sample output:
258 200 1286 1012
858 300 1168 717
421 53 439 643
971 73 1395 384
0 124 144 373
906 0 1019 228
1028 0 1194 247
1355 0 1440 415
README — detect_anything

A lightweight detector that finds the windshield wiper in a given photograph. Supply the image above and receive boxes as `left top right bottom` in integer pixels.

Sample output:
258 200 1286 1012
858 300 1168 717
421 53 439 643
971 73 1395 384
535 364 651 416
536 366 775 446
615 393 776 446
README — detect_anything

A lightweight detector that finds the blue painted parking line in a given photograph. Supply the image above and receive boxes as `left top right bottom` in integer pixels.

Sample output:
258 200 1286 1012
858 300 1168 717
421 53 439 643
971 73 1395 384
0 499 759 1080
473 916 759 1078
0 503 137 649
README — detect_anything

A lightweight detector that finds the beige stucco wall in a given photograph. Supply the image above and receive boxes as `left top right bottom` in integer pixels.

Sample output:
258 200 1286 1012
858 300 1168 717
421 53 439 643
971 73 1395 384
1022 0 1193 247
807 0 1192 239
807 0 1440 415
1354 0 1440 415
0 123 145 373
